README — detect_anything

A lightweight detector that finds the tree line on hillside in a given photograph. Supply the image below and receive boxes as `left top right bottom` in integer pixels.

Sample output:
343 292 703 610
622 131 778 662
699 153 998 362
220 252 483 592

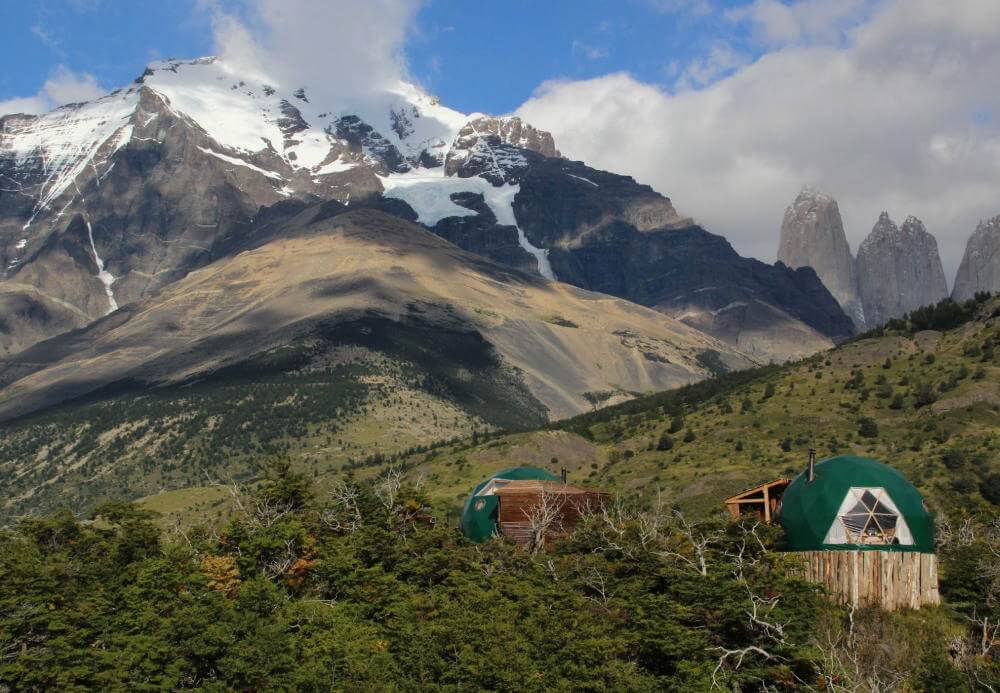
863 292 996 338
1 464 997 690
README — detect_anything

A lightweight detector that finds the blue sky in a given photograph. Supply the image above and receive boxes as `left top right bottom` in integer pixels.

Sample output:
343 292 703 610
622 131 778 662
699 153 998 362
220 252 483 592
1 0 756 114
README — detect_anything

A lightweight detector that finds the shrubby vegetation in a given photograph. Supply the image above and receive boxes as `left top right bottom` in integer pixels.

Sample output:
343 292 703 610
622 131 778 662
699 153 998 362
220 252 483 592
0 320 546 521
863 292 995 338
1 466 997 690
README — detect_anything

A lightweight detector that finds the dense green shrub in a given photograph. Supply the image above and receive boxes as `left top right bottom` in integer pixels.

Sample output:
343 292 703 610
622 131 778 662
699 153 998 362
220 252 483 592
858 417 879 438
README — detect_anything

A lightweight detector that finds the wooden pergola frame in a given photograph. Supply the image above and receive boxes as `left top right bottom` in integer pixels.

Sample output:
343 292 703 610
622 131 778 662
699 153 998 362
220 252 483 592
723 478 791 523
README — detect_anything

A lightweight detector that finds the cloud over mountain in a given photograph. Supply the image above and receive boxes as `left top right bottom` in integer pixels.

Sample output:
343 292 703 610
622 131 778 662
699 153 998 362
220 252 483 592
517 0 1000 280
208 0 422 99
0 65 104 115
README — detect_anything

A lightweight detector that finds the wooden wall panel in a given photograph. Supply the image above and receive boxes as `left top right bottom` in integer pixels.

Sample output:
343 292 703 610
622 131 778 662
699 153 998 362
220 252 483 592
797 550 939 611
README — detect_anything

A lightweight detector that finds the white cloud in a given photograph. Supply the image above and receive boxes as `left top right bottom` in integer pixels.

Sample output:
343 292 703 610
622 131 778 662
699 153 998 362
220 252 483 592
726 0 872 47
518 0 1000 283
208 0 423 100
571 40 610 61
42 66 104 104
0 65 104 116
675 43 748 88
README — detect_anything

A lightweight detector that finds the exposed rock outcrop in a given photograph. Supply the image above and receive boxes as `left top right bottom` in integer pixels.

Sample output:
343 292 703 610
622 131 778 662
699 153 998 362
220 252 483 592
0 207 754 423
444 116 559 185
857 214 948 325
508 162 853 362
953 216 1000 300
777 187 864 328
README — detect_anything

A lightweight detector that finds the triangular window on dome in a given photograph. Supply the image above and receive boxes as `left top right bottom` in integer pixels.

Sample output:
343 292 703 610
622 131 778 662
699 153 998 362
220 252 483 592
822 487 914 546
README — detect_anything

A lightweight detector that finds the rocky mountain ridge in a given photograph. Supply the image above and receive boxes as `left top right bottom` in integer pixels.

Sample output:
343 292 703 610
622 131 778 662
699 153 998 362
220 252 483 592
1 56 855 404
954 215 1000 300
776 187 951 329
856 213 949 326
777 187 864 327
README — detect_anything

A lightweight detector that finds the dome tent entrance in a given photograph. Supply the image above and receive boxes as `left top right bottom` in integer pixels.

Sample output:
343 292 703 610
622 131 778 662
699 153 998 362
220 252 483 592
777 455 934 553
823 487 913 545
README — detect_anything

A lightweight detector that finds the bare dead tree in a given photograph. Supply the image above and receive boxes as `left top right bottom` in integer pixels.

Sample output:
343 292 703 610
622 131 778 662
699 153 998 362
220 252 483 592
710 645 783 690
261 539 299 581
545 559 560 583
578 563 614 610
375 466 404 512
935 513 978 547
594 494 639 559
321 481 363 533
655 510 719 577
226 481 292 529
968 611 1000 658
744 586 788 646
523 488 566 555
811 605 907 692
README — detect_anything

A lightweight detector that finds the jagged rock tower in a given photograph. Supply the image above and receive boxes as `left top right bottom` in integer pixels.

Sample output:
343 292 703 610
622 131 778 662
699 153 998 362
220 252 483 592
778 187 865 328
857 214 948 326
953 216 1000 300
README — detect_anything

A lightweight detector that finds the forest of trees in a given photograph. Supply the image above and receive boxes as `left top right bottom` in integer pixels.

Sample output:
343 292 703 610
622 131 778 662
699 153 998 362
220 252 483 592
1 464 997 690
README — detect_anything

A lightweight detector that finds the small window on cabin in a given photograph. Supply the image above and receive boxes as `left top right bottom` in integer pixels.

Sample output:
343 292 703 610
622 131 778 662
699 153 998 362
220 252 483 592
474 499 487 511
823 487 914 546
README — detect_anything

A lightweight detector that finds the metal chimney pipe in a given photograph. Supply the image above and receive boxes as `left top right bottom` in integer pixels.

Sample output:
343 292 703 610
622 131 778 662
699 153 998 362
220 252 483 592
807 449 816 482
561 468 567 483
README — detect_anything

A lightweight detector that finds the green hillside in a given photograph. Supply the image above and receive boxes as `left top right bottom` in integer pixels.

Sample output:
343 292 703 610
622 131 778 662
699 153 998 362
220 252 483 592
369 293 1000 523
2 293 998 532
0 319 545 521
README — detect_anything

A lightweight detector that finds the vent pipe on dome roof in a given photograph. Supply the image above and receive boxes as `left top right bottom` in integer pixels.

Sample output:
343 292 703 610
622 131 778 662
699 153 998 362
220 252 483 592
807 449 816 482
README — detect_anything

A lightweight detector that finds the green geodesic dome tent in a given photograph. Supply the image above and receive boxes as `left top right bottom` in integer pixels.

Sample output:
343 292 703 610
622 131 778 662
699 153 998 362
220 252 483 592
777 455 934 553
460 466 559 543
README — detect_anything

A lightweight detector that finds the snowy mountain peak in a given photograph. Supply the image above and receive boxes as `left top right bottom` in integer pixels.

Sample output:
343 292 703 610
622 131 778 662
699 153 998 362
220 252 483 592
1 86 139 231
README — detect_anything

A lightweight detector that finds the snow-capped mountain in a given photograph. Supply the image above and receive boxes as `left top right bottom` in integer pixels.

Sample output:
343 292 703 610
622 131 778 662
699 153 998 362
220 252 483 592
0 56 853 370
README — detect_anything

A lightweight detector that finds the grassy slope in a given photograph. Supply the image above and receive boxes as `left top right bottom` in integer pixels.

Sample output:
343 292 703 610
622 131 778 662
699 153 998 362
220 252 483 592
359 296 1000 522
0 318 546 520
5 297 997 529
147 296 1000 529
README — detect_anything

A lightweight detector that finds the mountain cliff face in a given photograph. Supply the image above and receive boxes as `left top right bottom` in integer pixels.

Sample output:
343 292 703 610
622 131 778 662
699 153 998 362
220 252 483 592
1 56 854 390
953 216 1000 300
856 213 949 325
777 187 864 328
0 206 753 424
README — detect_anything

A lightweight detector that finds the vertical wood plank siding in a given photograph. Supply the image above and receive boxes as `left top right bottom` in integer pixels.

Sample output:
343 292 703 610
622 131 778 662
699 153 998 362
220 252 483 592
497 491 608 546
797 550 939 610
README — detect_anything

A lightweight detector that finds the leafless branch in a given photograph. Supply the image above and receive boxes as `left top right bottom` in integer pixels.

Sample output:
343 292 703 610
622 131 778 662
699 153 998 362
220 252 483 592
321 481 363 533
227 481 292 529
654 510 718 577
523 488 566 555
261 539 298 581
710 645 782 689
